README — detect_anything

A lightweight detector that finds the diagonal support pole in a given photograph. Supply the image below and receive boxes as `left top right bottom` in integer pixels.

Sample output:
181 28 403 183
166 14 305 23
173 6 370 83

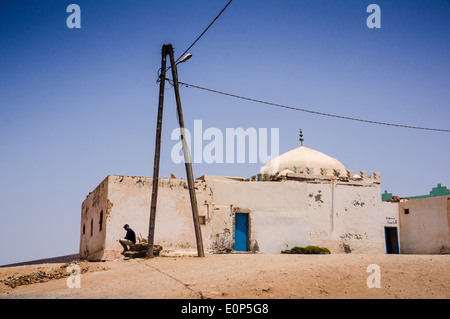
167 44 205 257
147 44 167 258
147 44 205 258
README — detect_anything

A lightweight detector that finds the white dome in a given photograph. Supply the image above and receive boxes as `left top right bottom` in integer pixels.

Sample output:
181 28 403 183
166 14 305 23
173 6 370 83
260 146 346 177
279 169 294 176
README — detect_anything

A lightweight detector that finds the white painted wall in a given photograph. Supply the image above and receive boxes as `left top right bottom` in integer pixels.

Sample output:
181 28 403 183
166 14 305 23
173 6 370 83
381 201 401 253
250 210 310 253
80 174 387 260
307 180 385 254
204 177 310 253
381 202 400 228
105 176 213 258
79 176 109 260
399 196 450 254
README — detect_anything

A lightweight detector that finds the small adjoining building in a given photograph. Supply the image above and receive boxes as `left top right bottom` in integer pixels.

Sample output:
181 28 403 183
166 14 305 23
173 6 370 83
382 184 450 254
79 143 450 261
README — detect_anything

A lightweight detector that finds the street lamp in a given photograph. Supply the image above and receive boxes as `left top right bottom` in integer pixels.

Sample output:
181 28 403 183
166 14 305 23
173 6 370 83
177 53 192 64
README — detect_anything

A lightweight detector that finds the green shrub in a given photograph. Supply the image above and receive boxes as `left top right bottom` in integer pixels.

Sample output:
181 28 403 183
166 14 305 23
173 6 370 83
282 245 331 254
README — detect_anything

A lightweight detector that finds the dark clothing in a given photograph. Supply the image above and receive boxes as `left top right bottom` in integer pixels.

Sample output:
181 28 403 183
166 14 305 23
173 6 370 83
125 229 136 244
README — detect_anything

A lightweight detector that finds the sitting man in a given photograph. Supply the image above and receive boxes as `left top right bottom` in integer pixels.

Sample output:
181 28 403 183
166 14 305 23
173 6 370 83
119 224 136 254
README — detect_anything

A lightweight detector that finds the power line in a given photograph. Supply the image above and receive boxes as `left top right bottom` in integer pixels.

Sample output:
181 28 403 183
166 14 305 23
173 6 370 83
167 78 450 133
174 0 233 64
158 0 447 133
158 0 233 81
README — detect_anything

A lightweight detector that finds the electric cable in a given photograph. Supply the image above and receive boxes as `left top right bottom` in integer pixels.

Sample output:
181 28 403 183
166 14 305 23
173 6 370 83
166 78 450 133
159 0 233 79
174 0 233 64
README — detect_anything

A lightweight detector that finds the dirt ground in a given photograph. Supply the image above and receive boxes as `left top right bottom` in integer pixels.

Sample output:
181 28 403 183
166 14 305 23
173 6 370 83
0 254 449 299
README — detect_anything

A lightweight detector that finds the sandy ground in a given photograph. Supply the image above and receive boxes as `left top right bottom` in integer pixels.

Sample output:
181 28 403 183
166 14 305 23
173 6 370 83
0 254 449 299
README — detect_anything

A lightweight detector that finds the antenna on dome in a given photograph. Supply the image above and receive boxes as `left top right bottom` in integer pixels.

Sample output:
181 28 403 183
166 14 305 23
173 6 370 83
299 128 304 146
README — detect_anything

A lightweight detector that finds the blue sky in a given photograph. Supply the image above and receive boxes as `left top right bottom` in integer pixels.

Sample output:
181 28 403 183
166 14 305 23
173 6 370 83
0 0 449 265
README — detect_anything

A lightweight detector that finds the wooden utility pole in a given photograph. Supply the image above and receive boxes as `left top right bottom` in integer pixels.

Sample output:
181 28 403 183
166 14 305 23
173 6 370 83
147 44 167 258
147 44 205 258
167 44 205 257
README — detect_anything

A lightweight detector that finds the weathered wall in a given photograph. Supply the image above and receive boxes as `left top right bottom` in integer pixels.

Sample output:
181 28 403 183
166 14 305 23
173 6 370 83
249 210 310 253
206 204 234 253
103 176 312 256
80 174 387 260
205 177 310 253
79 176 109 260
381 201 400 253
201 176 384 254
399 196 450 254
307 180 385 254
104 176 213 259
381 202 400 228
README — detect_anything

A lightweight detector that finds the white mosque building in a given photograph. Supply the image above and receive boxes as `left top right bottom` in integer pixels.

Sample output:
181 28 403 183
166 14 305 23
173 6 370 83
79 141 449 260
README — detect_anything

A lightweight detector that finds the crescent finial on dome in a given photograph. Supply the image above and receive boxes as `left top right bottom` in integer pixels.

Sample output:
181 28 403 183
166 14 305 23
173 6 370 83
299 129 304 146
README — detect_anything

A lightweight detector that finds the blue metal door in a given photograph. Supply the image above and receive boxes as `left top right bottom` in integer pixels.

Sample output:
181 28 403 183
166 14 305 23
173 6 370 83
235 213 249 251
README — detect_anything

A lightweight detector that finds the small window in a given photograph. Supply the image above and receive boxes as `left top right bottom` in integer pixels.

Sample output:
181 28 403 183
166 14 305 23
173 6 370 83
99 211 103 231
199 216 206 225
90 219 94 236
404 208 409 215
83 224 85 235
